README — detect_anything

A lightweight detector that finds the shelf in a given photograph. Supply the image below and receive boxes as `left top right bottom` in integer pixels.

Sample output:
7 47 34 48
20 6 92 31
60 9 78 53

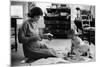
82 19 91 21
44 7 71 39
44 16 71 21
44 20 70 24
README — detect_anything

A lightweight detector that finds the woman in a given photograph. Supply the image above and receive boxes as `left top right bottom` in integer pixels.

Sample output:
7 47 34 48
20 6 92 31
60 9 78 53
18 7 57 63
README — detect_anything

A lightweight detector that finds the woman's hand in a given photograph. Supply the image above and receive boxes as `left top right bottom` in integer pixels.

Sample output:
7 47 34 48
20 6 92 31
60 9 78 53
43 33 53 40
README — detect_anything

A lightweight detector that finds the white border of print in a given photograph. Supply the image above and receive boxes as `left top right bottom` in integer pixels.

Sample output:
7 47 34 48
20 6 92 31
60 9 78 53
0 0 100 67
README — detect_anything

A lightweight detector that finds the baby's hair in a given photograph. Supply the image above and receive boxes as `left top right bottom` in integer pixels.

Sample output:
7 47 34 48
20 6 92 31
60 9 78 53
67 29 75 35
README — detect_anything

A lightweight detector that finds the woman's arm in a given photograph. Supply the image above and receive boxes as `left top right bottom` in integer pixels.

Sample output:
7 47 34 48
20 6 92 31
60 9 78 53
39 33 53 40
18 22 41 44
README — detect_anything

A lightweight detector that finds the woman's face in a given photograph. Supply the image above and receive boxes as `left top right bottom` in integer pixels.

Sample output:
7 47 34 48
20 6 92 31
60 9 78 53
32 15 42 22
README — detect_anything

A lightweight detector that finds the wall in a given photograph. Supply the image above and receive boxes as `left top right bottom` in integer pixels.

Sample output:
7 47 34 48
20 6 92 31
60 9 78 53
11 1 95 29
11 1 28 22
11 1 45 28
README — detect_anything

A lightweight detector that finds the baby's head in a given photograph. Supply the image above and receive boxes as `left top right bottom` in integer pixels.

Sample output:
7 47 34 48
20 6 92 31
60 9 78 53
67 29 76 39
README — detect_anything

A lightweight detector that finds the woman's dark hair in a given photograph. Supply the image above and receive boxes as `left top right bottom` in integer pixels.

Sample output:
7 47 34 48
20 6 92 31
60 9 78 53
28 7 43 18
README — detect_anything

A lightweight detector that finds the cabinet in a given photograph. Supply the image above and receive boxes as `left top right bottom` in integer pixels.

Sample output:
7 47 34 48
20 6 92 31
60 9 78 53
44 7 71 38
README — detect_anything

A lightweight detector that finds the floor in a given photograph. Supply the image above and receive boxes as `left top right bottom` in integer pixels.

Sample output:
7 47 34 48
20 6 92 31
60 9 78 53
11 39 72 66
11 39 95 66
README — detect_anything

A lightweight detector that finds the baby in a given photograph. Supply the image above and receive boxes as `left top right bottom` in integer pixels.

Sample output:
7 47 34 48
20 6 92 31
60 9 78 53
66 29 92 60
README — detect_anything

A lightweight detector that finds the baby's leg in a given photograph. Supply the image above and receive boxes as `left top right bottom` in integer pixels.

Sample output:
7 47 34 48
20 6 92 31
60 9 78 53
72 49 82 60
